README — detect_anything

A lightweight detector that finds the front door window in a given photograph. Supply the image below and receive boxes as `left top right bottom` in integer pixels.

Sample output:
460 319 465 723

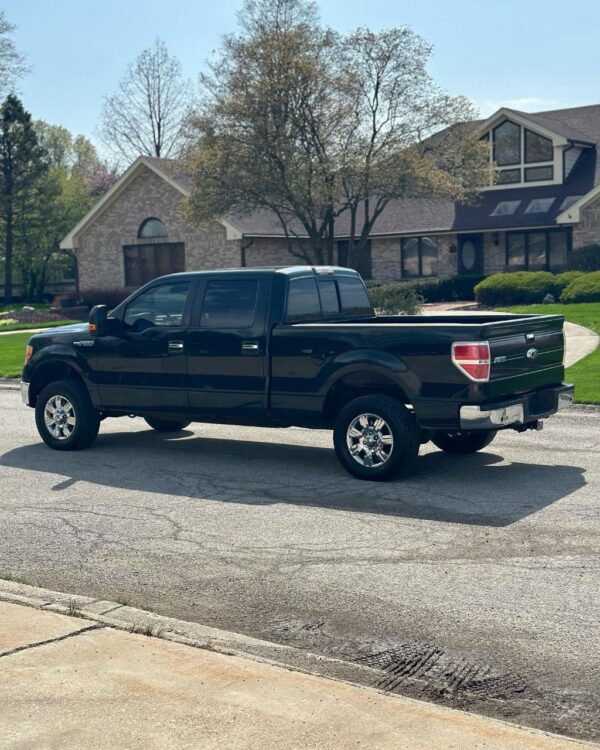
458 236 483 275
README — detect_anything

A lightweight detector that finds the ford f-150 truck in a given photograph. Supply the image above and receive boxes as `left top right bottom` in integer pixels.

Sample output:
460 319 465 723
21 266 574 481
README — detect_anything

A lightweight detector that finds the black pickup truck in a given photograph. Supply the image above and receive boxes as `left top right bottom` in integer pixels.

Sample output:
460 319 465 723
21 266 573 481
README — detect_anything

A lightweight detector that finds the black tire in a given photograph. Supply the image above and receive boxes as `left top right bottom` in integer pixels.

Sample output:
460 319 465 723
333 395 420 481
431 430 497 454
35 379 100 451
144 417 191 432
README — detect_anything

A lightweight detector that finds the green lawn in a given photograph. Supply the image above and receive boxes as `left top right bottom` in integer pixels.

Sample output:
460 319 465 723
0 332 31 378
503 303 600 404
0 319 82 333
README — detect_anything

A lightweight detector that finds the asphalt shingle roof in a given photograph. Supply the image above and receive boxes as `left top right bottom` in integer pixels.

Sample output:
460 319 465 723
155 103 600 238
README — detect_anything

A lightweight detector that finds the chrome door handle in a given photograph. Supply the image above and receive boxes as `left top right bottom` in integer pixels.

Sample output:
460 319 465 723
168 340 184 352
242 341 260 351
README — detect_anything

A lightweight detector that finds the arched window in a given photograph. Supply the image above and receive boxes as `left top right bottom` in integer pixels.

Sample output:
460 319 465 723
138 217 168 239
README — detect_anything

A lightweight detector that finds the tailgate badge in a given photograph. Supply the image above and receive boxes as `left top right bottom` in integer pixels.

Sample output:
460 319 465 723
526 347 539 360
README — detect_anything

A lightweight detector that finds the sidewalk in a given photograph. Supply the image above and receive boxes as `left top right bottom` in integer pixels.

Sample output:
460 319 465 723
0 592 596 750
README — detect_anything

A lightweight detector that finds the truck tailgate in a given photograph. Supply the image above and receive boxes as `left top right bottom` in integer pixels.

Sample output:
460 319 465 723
483 315 565 396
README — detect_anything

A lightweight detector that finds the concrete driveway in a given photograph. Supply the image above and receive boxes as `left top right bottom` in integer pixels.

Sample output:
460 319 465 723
0 390 599 742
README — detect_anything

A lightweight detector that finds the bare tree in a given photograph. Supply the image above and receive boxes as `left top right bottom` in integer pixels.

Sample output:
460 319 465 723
336 27 488 267
0 12 28 97
186 0 488 267
98 38 193 165
186 0 344 263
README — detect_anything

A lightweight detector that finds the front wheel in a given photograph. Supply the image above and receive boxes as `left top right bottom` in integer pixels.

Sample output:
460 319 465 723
144 417 191 432
333 395 420 481
431 430 497 454
35 379 100 451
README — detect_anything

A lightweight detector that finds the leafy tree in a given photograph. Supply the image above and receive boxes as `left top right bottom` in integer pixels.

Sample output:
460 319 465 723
98 38 193 165
186 0 488 267
0 12 28 97
0 95 48 303
14 123 118 300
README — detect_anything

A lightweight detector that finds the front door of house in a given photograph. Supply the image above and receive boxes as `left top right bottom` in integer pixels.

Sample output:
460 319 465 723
458 235 483 275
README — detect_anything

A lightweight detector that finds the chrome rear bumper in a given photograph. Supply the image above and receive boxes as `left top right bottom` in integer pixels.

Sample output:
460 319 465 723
20 381 31 406
459 384 574 430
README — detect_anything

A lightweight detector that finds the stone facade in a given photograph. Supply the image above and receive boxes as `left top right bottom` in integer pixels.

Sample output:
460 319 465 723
76 167 241 292
483 232 505 274
573 193 600 248
243 237 311 267
73 162 599 293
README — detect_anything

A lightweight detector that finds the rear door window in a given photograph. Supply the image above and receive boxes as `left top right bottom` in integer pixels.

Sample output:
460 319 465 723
337 277 372 316
286 277 321 322
200 279 258 328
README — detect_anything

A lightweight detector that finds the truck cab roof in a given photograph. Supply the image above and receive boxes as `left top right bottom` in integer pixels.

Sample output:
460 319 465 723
156 266 361 282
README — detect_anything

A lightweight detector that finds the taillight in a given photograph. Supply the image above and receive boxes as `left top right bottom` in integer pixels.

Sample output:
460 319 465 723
24 344 33 364
451 341 490 382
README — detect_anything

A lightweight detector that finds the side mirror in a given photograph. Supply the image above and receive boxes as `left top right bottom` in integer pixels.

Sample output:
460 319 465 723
88 305 108 337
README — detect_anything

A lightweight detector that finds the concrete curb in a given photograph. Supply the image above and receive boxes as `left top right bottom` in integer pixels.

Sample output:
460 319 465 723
0 579 598 750
0 579 382 691
0 379 19 389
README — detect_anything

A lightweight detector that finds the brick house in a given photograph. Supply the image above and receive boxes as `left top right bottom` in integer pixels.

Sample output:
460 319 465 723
61 103 600 292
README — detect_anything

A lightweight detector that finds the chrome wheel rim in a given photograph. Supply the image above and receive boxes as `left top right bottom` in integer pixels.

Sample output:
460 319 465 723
44 395 76 440
346 413 394 468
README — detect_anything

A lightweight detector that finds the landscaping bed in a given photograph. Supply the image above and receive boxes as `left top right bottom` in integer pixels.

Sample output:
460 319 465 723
0 305 84 333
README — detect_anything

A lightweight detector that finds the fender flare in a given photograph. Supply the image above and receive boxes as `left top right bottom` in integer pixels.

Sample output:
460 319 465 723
318 349 414 400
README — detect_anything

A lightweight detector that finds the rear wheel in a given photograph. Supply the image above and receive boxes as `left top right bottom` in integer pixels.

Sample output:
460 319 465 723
144 417 190 432
431 430 497 454
35 379 100 451
333 395 420 481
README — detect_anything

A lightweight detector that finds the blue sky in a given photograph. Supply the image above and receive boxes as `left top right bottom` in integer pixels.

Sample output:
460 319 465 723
5 0 600 151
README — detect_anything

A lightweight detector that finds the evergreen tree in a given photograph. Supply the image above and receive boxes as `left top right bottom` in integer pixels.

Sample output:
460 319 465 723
0 95 48 302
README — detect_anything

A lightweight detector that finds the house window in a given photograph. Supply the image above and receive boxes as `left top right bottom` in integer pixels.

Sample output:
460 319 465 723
525 166 553 182
491 200 521 217
138 217 168 239
123 242 185 287
525 129 553 163
496 169 520 184
559 195 582 211
494 121 521 166
524 198 555 214
505 229 571 271
401 236 438 277
485 119 555 187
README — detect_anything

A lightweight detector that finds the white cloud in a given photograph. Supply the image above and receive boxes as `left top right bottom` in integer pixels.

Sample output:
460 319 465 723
477 97 562 117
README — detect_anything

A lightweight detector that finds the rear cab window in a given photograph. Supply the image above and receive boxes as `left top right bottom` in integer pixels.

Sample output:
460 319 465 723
337 277 372 317
285 273 372 322
286 277 321 322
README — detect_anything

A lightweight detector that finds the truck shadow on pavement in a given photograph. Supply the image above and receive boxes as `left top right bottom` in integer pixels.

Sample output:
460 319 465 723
2 427 586 527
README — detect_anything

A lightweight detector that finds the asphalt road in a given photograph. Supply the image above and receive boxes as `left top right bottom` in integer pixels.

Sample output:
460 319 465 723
1 389 599 741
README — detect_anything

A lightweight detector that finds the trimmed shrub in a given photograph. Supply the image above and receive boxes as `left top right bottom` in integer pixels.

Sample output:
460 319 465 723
366 275 484 308
80 288 130 309
560 271 600 303
474 272 557 306
553 271 584 295
568 244 600 272
365 281 422 314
